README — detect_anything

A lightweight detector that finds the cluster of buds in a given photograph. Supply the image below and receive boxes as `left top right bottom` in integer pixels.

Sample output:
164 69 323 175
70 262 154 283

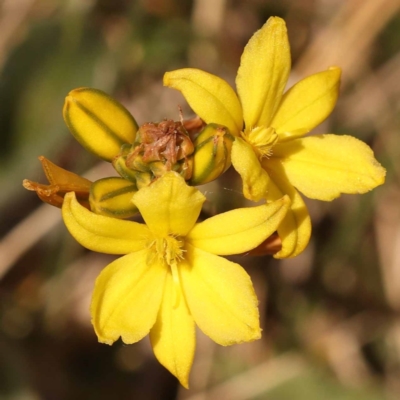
113 119 195 188
24 88 235 219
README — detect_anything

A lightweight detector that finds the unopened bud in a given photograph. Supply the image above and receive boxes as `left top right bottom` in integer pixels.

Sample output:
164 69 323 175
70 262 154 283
89 177 138 218
112 144 139 183
112 145 153 189
63 87 138 161
189 124 234 185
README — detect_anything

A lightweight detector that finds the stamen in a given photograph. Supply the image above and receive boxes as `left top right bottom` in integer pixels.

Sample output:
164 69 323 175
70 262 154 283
146 234 185 309
242 126 278 159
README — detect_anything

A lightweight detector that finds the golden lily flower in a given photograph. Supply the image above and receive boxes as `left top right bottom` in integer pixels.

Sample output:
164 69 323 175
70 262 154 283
163 16 386 258
62 172 290 387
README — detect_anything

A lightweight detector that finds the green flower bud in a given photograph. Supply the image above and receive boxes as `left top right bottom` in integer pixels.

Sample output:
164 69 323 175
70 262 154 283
63 88 138 161
149 159 193 181
134 171 153 190
189 124 234 185
89 177 138 218
112 144 139 184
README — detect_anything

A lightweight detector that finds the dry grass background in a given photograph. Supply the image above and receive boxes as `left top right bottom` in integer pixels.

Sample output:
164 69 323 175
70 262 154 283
0 0 399 399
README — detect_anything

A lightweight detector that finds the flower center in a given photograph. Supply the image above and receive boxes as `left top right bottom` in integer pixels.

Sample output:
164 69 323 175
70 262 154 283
242 126 278 159
147 235 185 307
148 235 185 266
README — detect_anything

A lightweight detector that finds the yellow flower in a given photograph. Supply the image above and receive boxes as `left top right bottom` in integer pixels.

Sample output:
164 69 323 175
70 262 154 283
163 17 386 258
61 172 290 387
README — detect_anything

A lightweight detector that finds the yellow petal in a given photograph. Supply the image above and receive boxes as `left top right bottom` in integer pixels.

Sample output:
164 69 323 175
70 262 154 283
263 160 312 258
63 88 138 161
163 68 243 136
181 245 261 345
132 172 205 237
236 17 290 128
272 134 386 200
187 196 290 255
91 251 167 345
231 138 270 201
271 67 342 141
62 192 150 254
150 273 195 389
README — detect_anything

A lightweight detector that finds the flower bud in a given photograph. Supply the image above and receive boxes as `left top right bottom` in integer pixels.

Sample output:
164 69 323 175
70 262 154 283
112 145 154 189
134 171 153 189
63 88 138 161
189 124 234 185
89 177 138 218
113 144 142 183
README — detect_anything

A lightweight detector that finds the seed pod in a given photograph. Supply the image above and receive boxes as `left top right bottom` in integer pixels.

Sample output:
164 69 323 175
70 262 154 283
189 124 234 185
63 88 138 161
89 177 138 218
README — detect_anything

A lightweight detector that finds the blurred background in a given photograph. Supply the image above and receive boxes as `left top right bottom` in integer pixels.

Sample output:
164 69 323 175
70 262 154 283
0 0 399 399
